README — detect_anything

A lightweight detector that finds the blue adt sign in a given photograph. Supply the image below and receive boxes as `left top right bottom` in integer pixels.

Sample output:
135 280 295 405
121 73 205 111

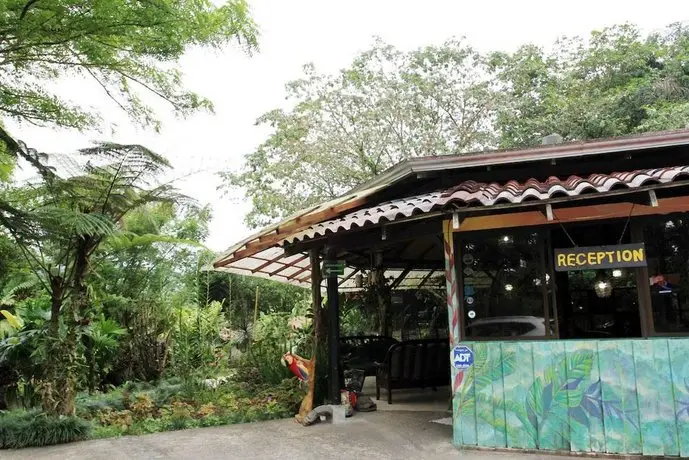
451 345 474 370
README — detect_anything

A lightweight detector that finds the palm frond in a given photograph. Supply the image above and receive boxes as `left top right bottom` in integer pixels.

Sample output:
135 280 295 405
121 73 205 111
105 232 204 250
33 207 117 237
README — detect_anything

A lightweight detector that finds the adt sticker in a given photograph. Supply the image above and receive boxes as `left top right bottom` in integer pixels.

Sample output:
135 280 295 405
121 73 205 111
451 345 474 370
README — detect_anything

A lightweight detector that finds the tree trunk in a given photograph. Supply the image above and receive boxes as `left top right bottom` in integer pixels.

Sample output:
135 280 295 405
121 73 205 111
48 277 63 336
42 238 90 416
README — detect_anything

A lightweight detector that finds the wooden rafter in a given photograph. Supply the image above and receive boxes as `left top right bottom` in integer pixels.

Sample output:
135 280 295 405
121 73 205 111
269 254 308 276
214 193 375 268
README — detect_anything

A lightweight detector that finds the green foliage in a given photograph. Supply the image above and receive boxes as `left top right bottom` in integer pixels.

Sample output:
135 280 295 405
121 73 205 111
222 38 497 228
226 22 689 228
340 302 375 336
202 269 309 341
490 23 689 148
242 343 292 387
0 0 258 132
170 301 228 387
0 409 91 449
75 374 302 440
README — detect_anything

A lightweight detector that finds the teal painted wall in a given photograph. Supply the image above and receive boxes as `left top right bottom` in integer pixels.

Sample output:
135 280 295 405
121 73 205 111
451 338 689 457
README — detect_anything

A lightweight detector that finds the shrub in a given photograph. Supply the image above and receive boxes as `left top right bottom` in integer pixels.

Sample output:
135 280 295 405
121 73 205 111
91 423 125 439
129 394 155 419
76 389 126 417
242 342 291 386
0 410 91 449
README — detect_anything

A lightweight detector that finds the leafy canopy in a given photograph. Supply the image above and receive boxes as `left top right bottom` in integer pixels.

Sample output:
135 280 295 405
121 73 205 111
490 23 689 148
0 0 258 131
222 39 498 228
225 23 689 229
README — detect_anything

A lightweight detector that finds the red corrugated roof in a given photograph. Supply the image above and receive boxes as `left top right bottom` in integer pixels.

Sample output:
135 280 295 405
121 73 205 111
351 129 689 194
285 166 689 243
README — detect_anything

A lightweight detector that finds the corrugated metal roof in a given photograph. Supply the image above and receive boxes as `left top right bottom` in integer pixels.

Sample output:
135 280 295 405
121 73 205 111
286 166 689 243
212 248 443 292
213 182 389 269
212 165 689 292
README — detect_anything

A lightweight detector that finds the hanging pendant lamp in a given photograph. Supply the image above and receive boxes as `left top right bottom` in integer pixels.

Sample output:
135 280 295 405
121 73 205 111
594 271 613 298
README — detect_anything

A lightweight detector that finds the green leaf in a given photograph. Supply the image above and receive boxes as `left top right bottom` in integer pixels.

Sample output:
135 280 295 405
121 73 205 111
0 309 22 329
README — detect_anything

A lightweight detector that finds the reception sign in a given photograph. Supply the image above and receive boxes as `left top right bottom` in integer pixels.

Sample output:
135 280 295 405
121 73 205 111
554 243 646 271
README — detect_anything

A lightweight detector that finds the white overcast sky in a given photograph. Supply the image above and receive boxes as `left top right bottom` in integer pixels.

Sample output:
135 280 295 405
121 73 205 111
6 0 688 252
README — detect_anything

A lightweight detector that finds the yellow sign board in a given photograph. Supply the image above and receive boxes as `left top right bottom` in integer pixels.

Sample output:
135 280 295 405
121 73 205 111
554 244 647 272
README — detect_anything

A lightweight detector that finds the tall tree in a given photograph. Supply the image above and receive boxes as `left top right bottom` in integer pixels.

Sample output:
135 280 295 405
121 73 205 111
6 143 182 415
0 0 258 250
223 39 498 228
0 0 257 133
490 23 689 148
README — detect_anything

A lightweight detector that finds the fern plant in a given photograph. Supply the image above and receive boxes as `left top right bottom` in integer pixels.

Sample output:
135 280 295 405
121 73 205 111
4 143 184 415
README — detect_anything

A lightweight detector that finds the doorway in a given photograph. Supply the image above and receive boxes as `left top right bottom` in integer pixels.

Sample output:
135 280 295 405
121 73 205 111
551 221 642 339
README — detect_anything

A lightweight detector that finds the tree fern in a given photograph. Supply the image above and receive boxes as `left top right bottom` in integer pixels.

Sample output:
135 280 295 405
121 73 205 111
1 141 186 415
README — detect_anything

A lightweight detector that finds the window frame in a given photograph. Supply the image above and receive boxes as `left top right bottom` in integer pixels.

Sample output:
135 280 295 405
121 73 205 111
455 228 552 341
454 216 689 341
633 215 689 337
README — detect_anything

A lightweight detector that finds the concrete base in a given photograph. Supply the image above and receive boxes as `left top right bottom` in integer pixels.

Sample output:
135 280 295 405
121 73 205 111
331 405 348 424
303 404 351 426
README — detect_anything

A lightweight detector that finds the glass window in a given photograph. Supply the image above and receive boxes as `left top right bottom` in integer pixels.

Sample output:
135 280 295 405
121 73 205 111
462 231 547 339
643 217 689 333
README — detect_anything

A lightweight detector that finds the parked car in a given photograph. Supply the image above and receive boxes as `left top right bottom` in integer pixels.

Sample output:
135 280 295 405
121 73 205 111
465 316 550 338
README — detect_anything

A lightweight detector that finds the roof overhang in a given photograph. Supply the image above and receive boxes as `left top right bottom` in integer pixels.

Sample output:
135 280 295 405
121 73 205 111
213 130 689 291
351 129 689 194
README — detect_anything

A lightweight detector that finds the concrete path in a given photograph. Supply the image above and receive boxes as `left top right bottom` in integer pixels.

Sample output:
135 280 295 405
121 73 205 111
4 411 564 460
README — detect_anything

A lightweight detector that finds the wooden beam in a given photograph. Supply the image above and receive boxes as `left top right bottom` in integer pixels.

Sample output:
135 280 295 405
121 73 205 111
417 270 437 288
338 268 360 287
455 196 689 233
371 260 443 270
251 251 286 273
268 254 308 276
215 194 375 268
390 267 412 290
286 264 311 280
389 240 439 290
285 218 442 256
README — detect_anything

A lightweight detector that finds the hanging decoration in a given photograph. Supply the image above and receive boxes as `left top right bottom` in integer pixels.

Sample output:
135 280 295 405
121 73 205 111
593 271 613 298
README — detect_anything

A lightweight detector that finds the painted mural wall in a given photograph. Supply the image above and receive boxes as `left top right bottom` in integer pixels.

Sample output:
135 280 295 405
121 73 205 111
451 338 689 457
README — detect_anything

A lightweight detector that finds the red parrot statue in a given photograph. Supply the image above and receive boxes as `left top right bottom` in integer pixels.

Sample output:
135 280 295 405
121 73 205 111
282 352 311 383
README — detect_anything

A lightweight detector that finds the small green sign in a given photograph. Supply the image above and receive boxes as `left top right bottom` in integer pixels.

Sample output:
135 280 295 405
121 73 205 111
322 260 345 276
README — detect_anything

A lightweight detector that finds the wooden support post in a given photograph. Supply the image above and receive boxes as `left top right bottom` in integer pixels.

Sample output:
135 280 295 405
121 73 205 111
631 222 654 337
325 248 341 405
310 249 324 338
374 251 390 336
295 249 322 424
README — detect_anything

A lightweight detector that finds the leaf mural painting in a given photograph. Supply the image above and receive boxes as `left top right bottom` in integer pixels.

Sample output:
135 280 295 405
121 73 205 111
677 378 689 419
521 350 594 448
455 340 689 455
454 370 464 393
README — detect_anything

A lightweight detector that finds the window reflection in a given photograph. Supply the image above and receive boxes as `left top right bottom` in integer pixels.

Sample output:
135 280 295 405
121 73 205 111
644 217 689 333
462 232 548 338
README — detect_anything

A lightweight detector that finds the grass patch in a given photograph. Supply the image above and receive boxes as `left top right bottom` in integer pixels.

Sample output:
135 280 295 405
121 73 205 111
0 410 91 449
